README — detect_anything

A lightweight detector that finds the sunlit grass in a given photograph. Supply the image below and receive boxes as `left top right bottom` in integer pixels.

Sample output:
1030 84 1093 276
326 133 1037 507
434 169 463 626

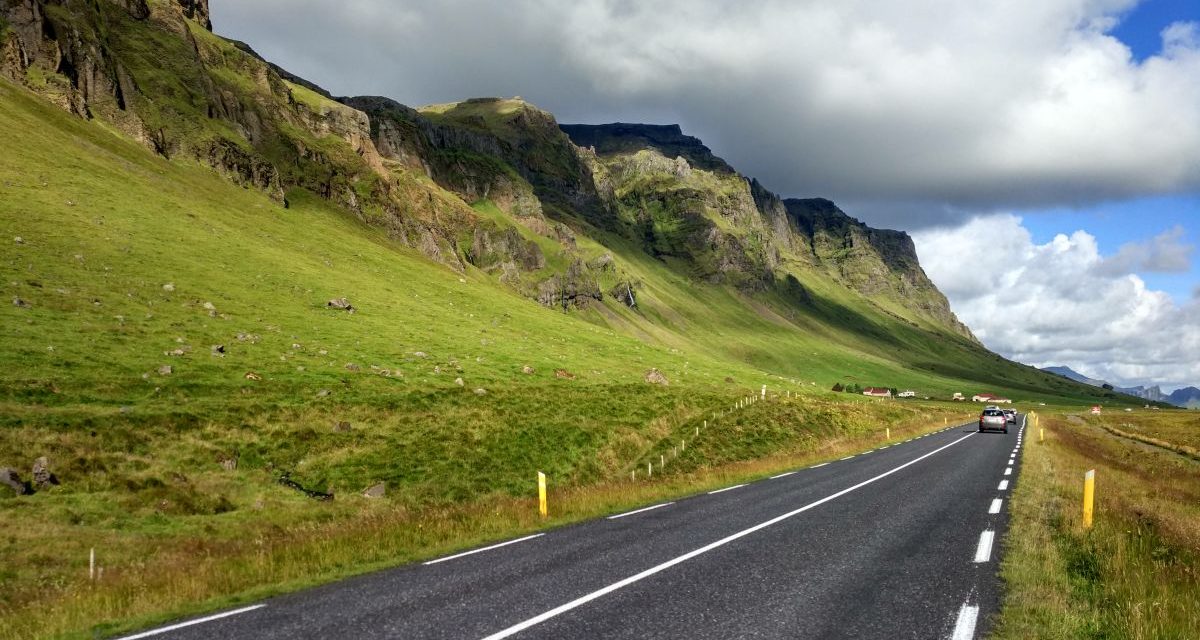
995 411 1200 639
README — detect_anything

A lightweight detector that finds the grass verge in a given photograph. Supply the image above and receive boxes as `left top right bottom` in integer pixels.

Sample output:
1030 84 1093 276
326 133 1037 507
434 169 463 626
994 412 1200 639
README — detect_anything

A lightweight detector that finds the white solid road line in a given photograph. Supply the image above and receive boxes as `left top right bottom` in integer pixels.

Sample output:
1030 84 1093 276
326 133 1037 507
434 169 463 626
115 605 266 640
770 471 797 479
423 533 545 566
989 498 1002 514
811 462 829 468
950 603 979 640
998 480 1009 491
607 502 675 520
479 432 978 640
974 530 995 563
708 483 747 495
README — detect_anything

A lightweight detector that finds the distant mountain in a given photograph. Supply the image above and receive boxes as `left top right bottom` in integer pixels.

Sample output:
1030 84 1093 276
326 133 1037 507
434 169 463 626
1041 366 1179 406
1041 366 1105 387
1168 387 1200 409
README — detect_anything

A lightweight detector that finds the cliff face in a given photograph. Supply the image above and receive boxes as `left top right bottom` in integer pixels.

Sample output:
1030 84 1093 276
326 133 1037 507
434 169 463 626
0 3 976 338
559 124 977 341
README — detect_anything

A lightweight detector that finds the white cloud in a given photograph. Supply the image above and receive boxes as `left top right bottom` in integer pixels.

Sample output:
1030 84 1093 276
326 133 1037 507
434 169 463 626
211 0 1200 228
914 215 1200 389
1098 225 1194 274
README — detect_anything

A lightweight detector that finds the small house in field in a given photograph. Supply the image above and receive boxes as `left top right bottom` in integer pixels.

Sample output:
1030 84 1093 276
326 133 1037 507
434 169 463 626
897 390 916 398
973 393 1012 404
952 392 965 401
1090 405 1102 415
863 387 892 398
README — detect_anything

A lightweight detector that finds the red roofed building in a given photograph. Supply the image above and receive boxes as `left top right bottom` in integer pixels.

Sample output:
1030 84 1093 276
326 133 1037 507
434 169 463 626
863 387 892 398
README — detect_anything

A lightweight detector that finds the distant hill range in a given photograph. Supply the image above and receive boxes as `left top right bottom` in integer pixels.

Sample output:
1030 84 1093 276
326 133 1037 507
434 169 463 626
1041 366 1200 408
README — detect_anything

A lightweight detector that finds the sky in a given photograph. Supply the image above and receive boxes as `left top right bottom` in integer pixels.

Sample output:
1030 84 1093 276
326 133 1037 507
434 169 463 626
210 0 1200 392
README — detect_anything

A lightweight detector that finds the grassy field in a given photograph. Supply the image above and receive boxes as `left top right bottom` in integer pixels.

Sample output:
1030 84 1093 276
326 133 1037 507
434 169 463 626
996 411 1200 639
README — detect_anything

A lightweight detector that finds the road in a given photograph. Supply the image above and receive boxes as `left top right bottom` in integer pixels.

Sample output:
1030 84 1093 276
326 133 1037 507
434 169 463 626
119 416 1026 640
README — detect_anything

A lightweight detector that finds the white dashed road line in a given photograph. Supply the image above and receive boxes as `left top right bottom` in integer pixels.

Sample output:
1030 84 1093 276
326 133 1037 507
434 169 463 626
998 480 1009 491
769 472 796 480
950 603 979 640
708 484 747 495
989 498 1002 514
607 502 675 520
115 605 266 640
424 533 545 566
973 530 995 563
1004 467 1012 475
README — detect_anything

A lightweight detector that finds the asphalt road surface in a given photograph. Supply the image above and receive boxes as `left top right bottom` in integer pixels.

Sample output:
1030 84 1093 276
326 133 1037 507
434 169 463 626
119 416 1026 640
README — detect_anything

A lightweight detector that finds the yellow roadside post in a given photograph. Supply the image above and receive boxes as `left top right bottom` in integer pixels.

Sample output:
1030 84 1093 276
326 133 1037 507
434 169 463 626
1083 469 1095 528
886 427 890 440
537 471 547 518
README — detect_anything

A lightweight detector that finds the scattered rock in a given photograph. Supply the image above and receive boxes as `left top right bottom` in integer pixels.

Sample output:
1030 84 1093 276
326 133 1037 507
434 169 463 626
318 349 328 355
454 377 464 387
316 389 331 398
119 406 132 414
1 468 28 495
362 482 386 498
433 365 442 374
244 371 262 381
473 388 488 396
644 368 670 386
555 369 576 380
31 457 57 489
202 301 216 311
327 297 354 312
332 420 351 432
345 363 361 372
12 297 28 308
522 365 535 375
413 351 428 359
236 332 260 343
162 283 175 292
157 365 173 376
13 237 23 244
210 344 226 357
218 455 238 471
724 376 736 384
164 347 188 356
291 343 302 350
277 473 333 501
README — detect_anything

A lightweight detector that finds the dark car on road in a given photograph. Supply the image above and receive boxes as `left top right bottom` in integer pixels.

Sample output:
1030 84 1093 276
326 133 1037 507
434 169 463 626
979 408 1008 433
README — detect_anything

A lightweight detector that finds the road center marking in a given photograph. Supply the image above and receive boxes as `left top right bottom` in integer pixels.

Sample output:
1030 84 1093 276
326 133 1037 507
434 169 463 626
424 533 545 566
479 433 978 640
607 502 675 520
115 605 265 640
950 603 979 640
973 530 995 563
989 498 1002 514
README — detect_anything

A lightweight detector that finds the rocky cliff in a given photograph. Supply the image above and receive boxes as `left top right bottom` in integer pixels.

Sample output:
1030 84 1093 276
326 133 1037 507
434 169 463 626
0 1 976 339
